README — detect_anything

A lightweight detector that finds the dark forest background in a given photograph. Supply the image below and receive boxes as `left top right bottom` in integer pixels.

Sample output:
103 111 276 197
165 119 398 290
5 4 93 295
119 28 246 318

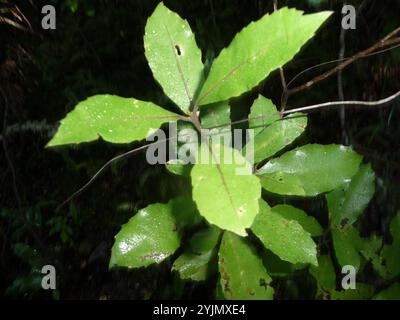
0 0 399 299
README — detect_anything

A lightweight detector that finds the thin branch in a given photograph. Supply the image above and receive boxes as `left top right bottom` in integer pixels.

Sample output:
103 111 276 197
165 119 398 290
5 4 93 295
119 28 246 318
286 42 400 90
338 14 349 144
273 0 288 111
282 90 400 115
208 90 400 129
287 26 400 95
56 136 178 212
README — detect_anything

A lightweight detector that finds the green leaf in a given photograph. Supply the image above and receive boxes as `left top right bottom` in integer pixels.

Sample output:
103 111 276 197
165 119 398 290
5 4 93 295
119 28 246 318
272 205 323 237
251 200 318 266
109 197 200 269
330 164 375 228
248 96 280 135
373 283 400 300
191 144 261 236
47 95 177 147
216 276 225 300
331 283 374 300
331 226 362 271
326 188 345 220
363 216 400 280
197 8 332 105
381 213 400 279
172 227 221 282
165 121 197 176
359 235 382 261
189 226 222 254
257 144 362 196
218 232 274 300
144 3 204 113
310 255 336 292
381 245 400 278
390 212 400 236
244 96 307 164
166 159 192 177
358 235 387 279
200 100 231 133
261 250 306 278
172 250 217 282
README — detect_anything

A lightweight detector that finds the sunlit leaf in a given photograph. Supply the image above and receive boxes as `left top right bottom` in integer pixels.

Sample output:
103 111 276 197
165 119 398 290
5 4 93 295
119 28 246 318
197 8 332 105
244 96 307 164
47 95 177 146
191 144 261 236
144 3 204 113
109 197 200 268
272 204 323 237
257 144 362 196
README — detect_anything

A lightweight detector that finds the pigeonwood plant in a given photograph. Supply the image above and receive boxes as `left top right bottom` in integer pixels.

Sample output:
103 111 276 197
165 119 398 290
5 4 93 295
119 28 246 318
47 3 400 300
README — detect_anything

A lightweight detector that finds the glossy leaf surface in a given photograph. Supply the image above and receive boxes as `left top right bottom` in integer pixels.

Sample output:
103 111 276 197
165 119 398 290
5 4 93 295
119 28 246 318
257 144 362 196
110 197 200 268
197 8 332 105
245 96 307 163
47 95 177 146
144 3 204 113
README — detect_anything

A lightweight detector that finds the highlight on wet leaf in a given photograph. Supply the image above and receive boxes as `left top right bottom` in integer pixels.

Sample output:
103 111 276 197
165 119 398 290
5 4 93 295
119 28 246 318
256 144 362 196
47 95 178 147
109 197 200 269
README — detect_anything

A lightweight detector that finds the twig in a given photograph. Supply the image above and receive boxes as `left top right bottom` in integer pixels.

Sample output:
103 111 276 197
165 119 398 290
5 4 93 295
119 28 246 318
286 42 400 92
273 0 288 111
56 136 179 212
282 90 400 115
338 11 348 144
287 27 400 96
209 90 400 129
